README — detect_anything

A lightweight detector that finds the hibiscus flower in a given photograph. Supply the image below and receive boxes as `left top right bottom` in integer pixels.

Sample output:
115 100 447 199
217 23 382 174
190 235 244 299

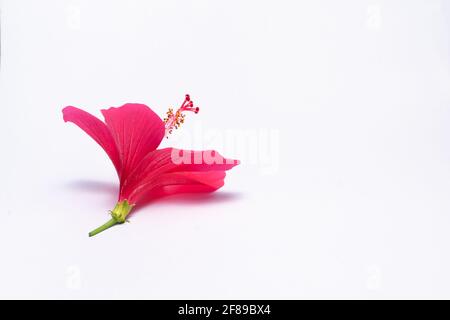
62 95 239 237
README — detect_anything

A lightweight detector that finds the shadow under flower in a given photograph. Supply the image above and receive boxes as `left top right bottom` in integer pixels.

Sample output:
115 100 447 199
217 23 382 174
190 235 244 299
64 179 242 216
64 179 118 194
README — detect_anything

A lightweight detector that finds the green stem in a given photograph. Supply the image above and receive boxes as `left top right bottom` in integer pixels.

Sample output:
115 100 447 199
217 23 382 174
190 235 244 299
88 218 118 237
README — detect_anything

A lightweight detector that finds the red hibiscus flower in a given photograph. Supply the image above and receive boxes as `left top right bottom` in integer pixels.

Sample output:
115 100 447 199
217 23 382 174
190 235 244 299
63 95 239 237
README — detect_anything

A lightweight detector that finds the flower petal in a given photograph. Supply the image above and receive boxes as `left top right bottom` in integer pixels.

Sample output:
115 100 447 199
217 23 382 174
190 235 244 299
101 103 165 182
120 148 239 203
128 171 227 204
62 106 121 173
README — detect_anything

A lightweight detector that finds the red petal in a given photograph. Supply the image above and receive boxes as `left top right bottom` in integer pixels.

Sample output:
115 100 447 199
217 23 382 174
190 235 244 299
121 148 239 203
101 103 165 182
151 184 220 198
128 171 227 204
62 106 121 173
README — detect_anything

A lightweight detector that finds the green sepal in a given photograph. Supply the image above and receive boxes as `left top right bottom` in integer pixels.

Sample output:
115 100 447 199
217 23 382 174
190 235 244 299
110 200 134 223
88 200 135 237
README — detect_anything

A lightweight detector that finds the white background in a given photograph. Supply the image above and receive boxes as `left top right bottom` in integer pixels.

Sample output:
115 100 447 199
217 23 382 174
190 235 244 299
0 0 450 299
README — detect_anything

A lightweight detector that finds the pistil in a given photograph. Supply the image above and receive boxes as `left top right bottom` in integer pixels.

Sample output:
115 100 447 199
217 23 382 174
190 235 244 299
164 94 199 137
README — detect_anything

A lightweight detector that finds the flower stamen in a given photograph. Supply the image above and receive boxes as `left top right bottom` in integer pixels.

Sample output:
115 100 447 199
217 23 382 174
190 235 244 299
164 94 199 137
